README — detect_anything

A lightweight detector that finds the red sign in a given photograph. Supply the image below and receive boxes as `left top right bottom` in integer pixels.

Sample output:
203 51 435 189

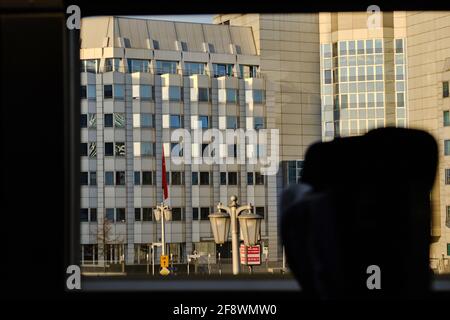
240 244 261 265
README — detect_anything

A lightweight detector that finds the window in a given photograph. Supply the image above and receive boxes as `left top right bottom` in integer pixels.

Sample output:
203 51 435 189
141 142 154 156
446 206 450 228
254 117 264 130
134 171 141 185
171 208 182 221
198 88 209 102
104 85 113 99
142 208 152 221
445 140 450 156
357 40 364 54
193 208 199 220
152 40 160 50
324 70 332 84
114 113 125 128
255 207 265 219
171 172 183 185
200 207 210 220
199 115 209 129
81 172 88 186
226 116 239 129
81 114 87 128
192 172 198 185
365 40 373 54
88 114 96 128
395 39 403 53
104 84 124 99
80 209 89 222
142 171 153 185
220 172 227 185
184 62 205 75
339 41 347 55
89 171 97 186
104 58 121 72
116 171 125 186
80 86 87 99
375 39 383 53
89 142 97 157
115 142 125 156
247 172 254 185
171 142 183 157
348 41 355 55
170 115 183 128
444 111 450 127
255 172 264 185
132 85 153 100
135 208 141 221
446 169 450 185
200 172 210 185
240 65 258 78
106 208 115 221
448 244 450 256
228 144 237 158
81 59 99 73
444 81 449 98
105 171 114 185
90 208 97 222
80 143 88 156
140 114 154 128
168 86 181 101
213 63 233 77
396 65 404 80
156 60 177 74
104 114 113 128
228 172 238 185
397 93 405 108
253 90 264 104
226 89 237 103
116 208 126 222
127 59 150 73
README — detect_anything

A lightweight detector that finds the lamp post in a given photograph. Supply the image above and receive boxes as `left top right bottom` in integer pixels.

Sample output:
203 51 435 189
153 203 172 256
208 195 262 275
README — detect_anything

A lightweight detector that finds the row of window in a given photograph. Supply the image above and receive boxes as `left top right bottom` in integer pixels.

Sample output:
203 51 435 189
83 59 259 78
81 206 267 222
322 39 404 58
81 84 265 103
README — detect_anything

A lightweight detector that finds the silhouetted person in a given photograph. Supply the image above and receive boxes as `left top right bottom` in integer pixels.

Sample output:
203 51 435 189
281 128 438 299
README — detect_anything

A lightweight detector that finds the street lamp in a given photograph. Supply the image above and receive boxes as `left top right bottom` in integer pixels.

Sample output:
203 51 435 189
208 195 262 275
153 203 172 256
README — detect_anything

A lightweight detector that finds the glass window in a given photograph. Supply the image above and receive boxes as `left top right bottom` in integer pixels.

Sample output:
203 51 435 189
141 142 154 156
104 85 113 99
80 143 88 157
254 117 264 130
171 208 182 221
152 40 160 50
220 172 227 185
366 40 373 54
348 41 356 55
104 114 113 127
115 142 125 156
171 172 183 185
80 114 87 128
80 172 88 186
114 113 125 128
81 59 99 73
395 39 404 53
116 208 126 222
200 207 210 220
141 114 153 128
192 172 198 185
444 81 449 98
358 94 366 108
115 171 125 185
226 89 237 103
171 142 183 157
198 88 209 102
376 93 384 108
341 95 348 109
375 39 383 53
193 208 199 220
240 65 258 78
142 208 152 221
324 70 332 84
228 172 238 185
445 140 450 156
89 171 97 186
80 209 89 222
397 93 405 108
169 86 181 101
88 114 97 128
253 90 264 103
134 171 141 185
396 65 404 80
376 66 383 80
105 171 114 185
198 115 209 129
156 60 178 74
135 208 141 221
255 207 265 219
349 67 356 82
339 41 347 55
357 40 364 54
444 111 450 127
170 115 182 128
255 172 264 185
213 63 233 77
340 68 347 82
247 172 254 185
358 66 365 81
133 85 153 100
105 208 115 222
105 58 121 72
200 172 210 185
127 59 150 73
104 142 113 156
87 85 96 100
226 116 238 129
142 171 153 185
445 169 450 184
80 86 87 99
184 62 205 75
322 43 332 58
90 208 97 222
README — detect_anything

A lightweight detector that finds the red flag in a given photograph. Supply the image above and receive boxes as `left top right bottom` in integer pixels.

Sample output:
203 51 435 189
162 145 169 200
